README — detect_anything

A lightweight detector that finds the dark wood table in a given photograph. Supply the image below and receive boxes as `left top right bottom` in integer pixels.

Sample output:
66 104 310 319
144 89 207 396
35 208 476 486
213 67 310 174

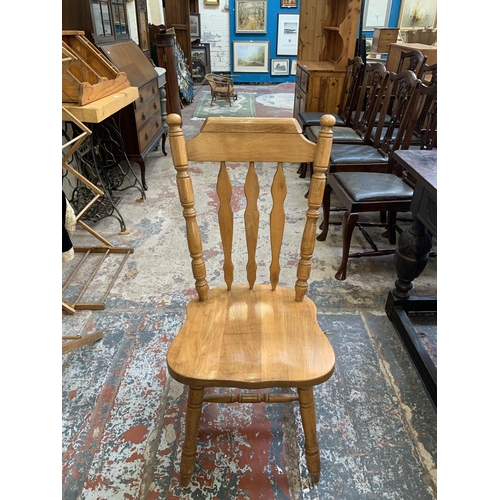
385 149 437 408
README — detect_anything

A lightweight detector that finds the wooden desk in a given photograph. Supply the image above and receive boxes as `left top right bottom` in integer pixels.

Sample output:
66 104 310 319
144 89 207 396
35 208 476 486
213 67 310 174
62 87 139 124
385 149 437 408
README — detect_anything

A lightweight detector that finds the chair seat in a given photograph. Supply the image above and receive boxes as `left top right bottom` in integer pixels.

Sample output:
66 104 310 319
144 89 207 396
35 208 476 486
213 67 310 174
167 284 336 388
333 172 414 202
331 144 389 164
310 126 363 143
298 112 346 128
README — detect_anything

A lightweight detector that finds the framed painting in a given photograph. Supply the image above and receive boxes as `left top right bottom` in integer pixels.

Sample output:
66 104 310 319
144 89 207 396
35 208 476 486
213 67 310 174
290 59 297 75
192 43 211 83
276 13 299 55
271 58 289 76
280 0 297 7
362 0 393 30
398 0 437 28
190 13 201 38
233 41 269 72
236 0 267 33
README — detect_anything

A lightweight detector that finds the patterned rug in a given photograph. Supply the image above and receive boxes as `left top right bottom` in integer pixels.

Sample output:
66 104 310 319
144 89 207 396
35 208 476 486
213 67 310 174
256 93 295 110
192 91 256 119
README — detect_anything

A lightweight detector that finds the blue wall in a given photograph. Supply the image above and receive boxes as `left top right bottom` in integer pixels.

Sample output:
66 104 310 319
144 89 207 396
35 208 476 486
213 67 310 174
229 0 404 83
230 0 300 83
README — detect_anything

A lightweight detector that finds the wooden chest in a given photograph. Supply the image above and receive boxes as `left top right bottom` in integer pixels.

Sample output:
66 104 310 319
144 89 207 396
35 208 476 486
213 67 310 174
371 29 399 53
100 41 162 190
293 61 345 118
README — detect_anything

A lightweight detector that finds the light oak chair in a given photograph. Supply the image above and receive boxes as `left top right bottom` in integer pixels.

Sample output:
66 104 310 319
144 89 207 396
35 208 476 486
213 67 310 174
165 113 337 487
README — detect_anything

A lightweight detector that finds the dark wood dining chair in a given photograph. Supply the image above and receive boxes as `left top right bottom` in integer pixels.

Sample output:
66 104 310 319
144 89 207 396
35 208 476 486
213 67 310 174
316 70 420 242
395 49 427 78
324 81 437 280
306 62 389 146
165 113 337 486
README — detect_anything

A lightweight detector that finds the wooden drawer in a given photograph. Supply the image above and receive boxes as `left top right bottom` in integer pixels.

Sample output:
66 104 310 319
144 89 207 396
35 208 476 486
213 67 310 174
134 80 159 110
135 95 160 127
137 110 162 152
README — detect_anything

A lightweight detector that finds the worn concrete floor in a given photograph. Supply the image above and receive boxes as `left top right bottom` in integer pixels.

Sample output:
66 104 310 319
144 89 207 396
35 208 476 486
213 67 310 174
62 82 437 499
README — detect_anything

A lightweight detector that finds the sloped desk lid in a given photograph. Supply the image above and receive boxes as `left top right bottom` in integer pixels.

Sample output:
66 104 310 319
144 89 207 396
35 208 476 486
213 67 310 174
100 40 157 88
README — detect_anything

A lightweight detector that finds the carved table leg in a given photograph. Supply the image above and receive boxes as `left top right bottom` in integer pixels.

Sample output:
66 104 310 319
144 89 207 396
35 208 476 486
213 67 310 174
392 219 433 300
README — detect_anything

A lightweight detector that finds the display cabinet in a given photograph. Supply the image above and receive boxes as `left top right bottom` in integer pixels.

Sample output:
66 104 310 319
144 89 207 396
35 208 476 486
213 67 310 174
294 0 362 119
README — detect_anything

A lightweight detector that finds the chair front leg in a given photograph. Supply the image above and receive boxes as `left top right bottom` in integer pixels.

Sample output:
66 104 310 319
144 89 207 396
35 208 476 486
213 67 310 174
180 386 204 487
335 210 359 281
298 387 321 484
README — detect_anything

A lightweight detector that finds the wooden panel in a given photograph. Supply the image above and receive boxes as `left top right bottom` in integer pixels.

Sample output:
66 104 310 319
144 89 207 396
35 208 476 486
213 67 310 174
298 0 329 61
101 40 158 88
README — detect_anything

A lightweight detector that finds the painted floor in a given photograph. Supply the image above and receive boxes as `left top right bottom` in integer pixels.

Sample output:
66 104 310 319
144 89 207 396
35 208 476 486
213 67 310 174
62 82 437 499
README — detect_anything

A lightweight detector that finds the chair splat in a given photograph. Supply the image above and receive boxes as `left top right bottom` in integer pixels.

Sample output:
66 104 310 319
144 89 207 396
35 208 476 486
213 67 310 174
270 162 287 290
217 161 234 290
244 162 260 289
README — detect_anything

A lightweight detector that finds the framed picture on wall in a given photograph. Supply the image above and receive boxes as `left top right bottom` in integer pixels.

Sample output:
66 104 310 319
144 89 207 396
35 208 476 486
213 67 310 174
398 0 437 28
271 58 289 76
236 0 267 33
276 13 299 55
362 0 393 30
233 41 269 72
190 13 201 38
280 0 298 7
192 43 211 83
290 59 297 75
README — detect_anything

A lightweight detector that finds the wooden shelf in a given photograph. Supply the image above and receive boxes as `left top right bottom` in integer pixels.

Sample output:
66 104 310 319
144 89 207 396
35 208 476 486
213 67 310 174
62 86 139 123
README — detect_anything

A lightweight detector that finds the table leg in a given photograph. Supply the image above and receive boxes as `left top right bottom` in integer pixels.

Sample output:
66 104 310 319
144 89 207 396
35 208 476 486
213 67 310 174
392 218 433 300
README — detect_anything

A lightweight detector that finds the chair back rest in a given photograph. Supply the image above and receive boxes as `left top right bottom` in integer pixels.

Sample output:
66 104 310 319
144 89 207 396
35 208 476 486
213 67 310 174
166 114 335 302
205 73 234 90
337 56 365 126
374 70 419 155
396 49 427 78
419 62 437 86
351 62 389 136
401 81 437 151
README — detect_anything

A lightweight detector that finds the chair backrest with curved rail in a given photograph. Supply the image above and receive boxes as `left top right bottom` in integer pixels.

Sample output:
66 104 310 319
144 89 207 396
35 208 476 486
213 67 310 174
166 113 335 302
337 56 365 126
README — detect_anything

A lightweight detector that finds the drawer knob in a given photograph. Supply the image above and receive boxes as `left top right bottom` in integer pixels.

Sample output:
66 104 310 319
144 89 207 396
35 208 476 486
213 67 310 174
145 133 149 141
141 112 146 121
155 121 159 128
152 87 156 94
153 103 158 110
140 95 144 103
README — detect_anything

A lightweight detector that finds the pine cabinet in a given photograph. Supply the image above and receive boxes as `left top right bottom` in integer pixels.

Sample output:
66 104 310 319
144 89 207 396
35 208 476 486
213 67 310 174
293 0 362 119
